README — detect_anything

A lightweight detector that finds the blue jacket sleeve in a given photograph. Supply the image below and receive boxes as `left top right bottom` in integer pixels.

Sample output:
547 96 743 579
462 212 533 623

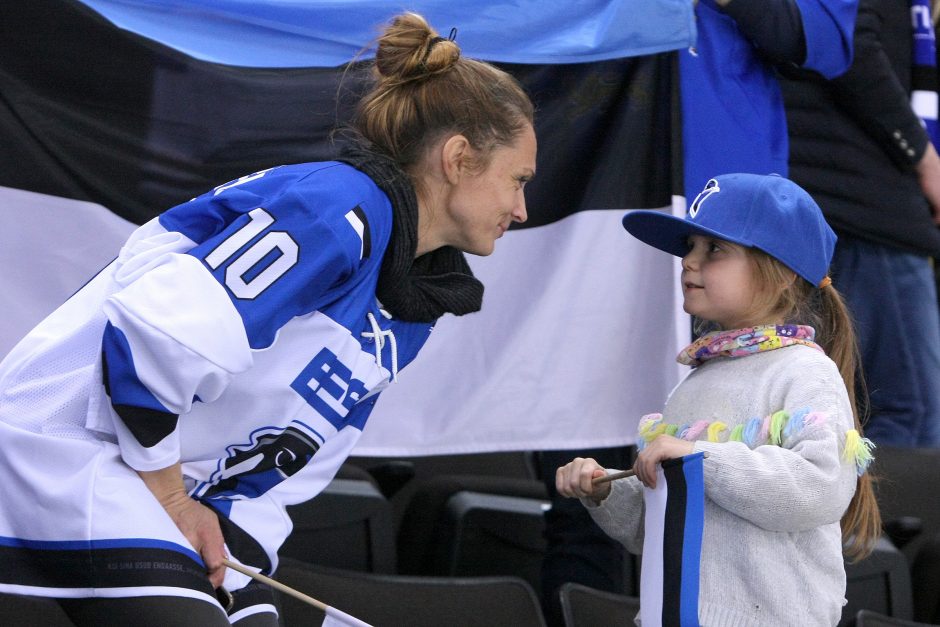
721 0 856 78
796 0 858 78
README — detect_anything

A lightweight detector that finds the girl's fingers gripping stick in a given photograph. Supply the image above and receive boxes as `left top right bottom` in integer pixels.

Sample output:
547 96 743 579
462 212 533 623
591 452 709 485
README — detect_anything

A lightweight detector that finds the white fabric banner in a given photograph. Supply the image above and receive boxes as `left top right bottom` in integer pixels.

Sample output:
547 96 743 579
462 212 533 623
0 186 688 455
0 186 135 358
359 206 689 455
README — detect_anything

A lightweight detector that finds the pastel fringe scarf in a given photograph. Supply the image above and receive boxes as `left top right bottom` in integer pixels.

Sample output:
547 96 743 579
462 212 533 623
678 324 822 366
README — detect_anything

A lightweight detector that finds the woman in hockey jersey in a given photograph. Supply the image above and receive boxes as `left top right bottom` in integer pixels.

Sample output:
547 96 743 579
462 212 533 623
0 12 535 626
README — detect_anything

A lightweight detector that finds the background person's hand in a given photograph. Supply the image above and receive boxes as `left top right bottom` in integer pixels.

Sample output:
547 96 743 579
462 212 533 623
916 142 940 225
556 457 612 505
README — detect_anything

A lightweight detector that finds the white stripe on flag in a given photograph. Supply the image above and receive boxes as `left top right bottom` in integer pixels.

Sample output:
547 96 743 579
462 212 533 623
640 465 669 625
323 605 373 627
0 186 135 359
356 208 689 455
0 189 690 455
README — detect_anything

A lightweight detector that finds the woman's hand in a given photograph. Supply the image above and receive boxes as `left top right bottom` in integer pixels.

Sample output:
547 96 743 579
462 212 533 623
138 463 227 588
160 492 228 588
556 457 612 505
633 435 694 489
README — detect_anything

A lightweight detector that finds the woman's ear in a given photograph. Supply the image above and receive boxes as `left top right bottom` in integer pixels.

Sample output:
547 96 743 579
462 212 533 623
441 134 470 185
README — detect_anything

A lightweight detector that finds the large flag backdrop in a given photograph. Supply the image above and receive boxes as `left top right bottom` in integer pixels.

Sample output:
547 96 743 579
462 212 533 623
0 0 693 455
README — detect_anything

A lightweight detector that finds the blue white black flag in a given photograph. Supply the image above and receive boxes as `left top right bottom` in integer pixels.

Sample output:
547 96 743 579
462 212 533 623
640 452 706 627
0 0 691 455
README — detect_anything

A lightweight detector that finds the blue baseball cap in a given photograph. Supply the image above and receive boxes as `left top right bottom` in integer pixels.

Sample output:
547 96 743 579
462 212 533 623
621 173 836 287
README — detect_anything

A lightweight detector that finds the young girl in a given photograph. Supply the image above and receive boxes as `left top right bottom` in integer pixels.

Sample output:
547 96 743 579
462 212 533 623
556 173 880 625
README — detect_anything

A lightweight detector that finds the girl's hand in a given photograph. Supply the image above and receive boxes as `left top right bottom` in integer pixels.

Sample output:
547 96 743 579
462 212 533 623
633 435 694 489
556 457 612 504
138 463 227 588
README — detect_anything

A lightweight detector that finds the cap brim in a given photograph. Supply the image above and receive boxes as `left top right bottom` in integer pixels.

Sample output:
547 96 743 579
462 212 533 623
621 210 753 257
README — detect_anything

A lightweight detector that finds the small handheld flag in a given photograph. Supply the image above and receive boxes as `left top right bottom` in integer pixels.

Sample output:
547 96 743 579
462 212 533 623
640 452 706 627
222 558 373 627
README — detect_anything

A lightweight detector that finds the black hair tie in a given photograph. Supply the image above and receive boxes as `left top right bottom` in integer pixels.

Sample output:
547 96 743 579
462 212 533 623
421 28 458 68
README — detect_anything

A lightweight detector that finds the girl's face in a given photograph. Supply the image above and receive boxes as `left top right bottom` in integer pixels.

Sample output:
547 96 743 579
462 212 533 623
681 235 777 329
441 124 536 256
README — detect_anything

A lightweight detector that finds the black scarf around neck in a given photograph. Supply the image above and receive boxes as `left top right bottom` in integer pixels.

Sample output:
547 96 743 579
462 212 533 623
337 144 484 322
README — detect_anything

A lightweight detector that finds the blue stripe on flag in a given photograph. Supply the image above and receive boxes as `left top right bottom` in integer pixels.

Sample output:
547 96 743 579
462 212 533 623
643 452 705 627
677 453 705 626
72 0 695 67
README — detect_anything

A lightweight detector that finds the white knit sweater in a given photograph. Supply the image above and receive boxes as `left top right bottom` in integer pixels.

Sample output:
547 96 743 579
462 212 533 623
586 344 858 626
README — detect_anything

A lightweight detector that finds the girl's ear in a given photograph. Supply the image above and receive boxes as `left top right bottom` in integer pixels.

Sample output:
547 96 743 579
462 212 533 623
441 134 470 185
770 269 798 299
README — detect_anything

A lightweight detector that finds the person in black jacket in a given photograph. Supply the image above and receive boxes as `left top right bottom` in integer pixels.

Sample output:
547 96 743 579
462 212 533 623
781 0 940 448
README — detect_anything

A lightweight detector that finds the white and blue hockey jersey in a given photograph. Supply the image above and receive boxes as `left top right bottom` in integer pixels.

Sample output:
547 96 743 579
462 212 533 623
0 161 438 598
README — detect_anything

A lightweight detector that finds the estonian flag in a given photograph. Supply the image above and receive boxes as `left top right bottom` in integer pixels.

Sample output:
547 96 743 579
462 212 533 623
0 0 692 455
640 452 706 627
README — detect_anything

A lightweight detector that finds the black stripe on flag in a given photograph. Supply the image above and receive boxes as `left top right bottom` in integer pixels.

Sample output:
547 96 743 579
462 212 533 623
661 457 689 625
0 0 675 228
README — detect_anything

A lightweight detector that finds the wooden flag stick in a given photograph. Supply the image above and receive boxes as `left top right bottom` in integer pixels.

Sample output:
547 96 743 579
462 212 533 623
591 452 709 485
592 468 635 485
222 558 328 612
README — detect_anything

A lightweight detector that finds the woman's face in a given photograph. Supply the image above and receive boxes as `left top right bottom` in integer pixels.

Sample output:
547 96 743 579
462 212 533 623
442 124 536 256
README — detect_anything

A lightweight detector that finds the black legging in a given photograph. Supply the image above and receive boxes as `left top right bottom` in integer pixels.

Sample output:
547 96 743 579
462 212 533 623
56 582 279 627
59 596 231 627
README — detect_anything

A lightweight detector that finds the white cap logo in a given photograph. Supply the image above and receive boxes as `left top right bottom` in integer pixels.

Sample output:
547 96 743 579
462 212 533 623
689 178 720 218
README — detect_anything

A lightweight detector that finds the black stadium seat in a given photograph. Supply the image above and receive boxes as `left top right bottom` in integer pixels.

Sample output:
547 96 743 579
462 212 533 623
855 608 935 626
869 446 940 624
395 473 549 594
274 557 547 627
841 537 914 625
558 581 640 627
872 447 940 563
910 531 940 623
280 463 395 573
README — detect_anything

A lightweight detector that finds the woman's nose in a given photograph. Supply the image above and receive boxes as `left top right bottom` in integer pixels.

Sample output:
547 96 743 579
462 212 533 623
512 197 528 223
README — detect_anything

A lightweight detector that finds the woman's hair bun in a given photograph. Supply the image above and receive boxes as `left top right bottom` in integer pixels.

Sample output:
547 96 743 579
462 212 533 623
351 10 532 171
374 12 460 82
